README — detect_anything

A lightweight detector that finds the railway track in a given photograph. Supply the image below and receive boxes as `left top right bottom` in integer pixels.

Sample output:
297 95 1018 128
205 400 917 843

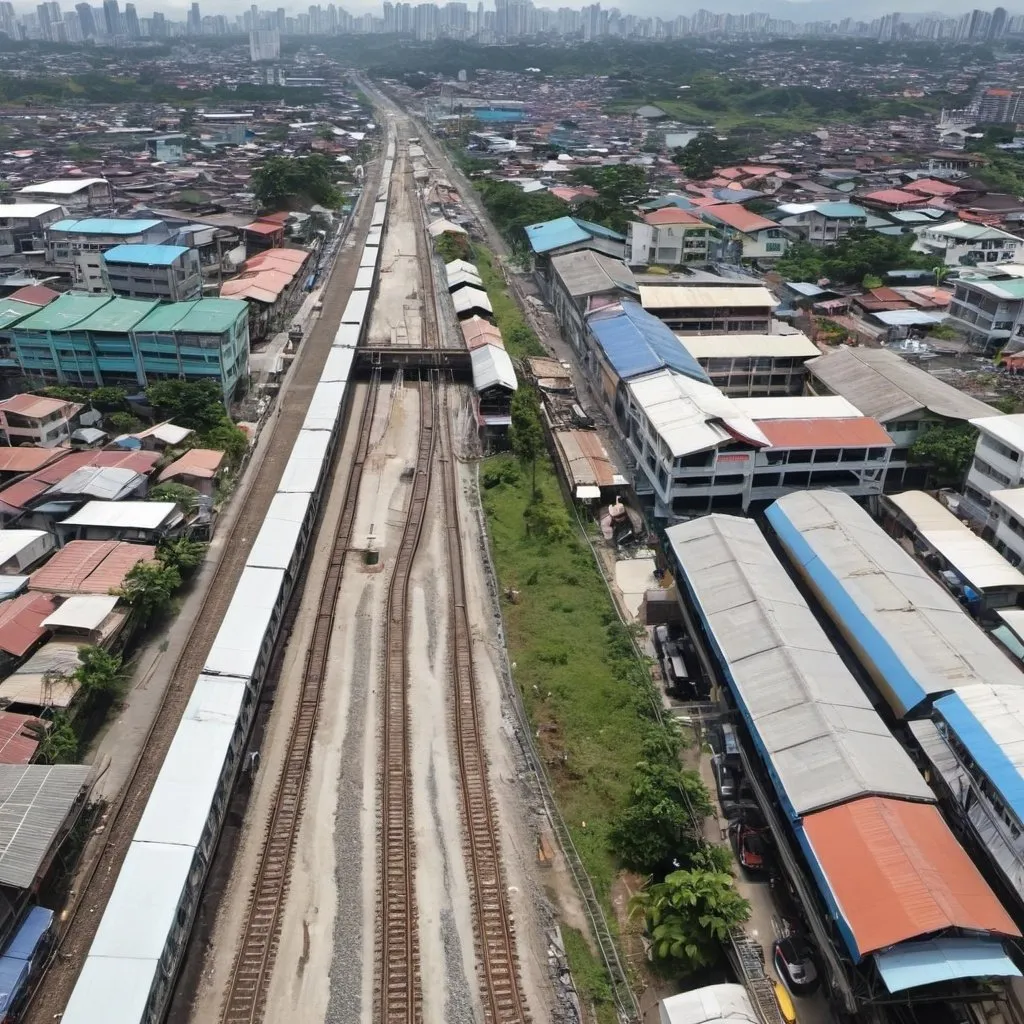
438 390 529 1024
23 161 383 1024
220 377 380 1024
375 375 437 1023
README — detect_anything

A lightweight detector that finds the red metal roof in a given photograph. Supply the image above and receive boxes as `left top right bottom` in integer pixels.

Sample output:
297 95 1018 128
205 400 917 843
903 178 961 197
701 204 778 234
157 447 224 482
4 285 59 307
0 593 56 656
242 221 284 236
0 394 76 419
862 188 927 207
460 316 504 352
756 417 894 450
0 447 66 475
0 711 41 764
29 540 156 595
643 208 703 226
802 797 1019 957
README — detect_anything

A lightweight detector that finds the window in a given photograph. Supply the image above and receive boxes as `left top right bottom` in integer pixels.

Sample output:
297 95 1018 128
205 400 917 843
982 434 1021 462
765 242 782 252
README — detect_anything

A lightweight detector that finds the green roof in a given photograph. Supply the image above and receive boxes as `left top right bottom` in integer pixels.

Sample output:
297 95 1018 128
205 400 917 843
16 293 113 332
74 297 158 333
133 301 196 333
0 299 45 331
170 298 247 334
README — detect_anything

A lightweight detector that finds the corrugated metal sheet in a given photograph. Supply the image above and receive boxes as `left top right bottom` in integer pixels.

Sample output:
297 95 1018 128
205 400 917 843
246 492 312 571
0 764 91 887
0 641 81 707
888 491 1024 592
874 938 1020 993
135 674 246 848
42 595 117 631
755 417 894 450
277 429 331 493
680 333 819 359
60 500 178 530
157 448 223 483
659 984 759 1024
0 593 55 657
28 540 156 595
550 250 637 298
767 490 1022 717
638 285 777 309
588 301 710 383
799 796 1019 959
341 289 370 326
0 713 40 765
0 531 51 572
203 566 284 678
470 345 517 392
667 514 934 818
553 430 622 488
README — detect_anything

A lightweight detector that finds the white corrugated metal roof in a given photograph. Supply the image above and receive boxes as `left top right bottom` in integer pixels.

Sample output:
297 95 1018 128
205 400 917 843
626 368 769 459
60 501 179 530
639 284 777 309
90 840 192 959
301 382 346 432
135 674 246 848
470 344 517 392
732 395 863 421
888 491 1024 591
769 490 1020 715
20 177 106 194
42 594 118 631
680 333 819 359
246 492 312 570
203 566 284 678
452 286 493 315
277 429 331 493
62 955 157 1024
320 345 355 384
666 514 934 817
0 530 48 565
660 984 759 1024
341 289 370 326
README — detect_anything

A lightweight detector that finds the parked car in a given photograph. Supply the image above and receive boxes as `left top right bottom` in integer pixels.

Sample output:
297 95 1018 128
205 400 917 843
710 754 737 805
773 937 820 996
730 822 769 875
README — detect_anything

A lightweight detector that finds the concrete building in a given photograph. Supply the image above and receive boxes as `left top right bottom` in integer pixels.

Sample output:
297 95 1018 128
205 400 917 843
805 346 996 489
101 245 201 302
775 201 869 246
624 208 711 267
698 205 790 260
0 393 82 447
12 295 249 403
0 204 65 256
965 414 1024 516
915 221 1023 268
547 250 638 353
639 284 777 334
45 219 170 290
946 265 1024 352
679 332 821 396
978 87 1020 123
16 178 112 214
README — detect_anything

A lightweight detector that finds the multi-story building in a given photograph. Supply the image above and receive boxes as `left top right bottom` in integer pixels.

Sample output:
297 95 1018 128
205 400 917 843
638 283 777 333
965 413 1024 516
101 245 202 302
805 345 996 490
16 178 111 214
774 201 869 247
0 204 65 256
915 221 1023 267
0 393 82 447
679 332 821 396
624 208 711 267
698 204 790 260
45 218 170 289
11 294 249 404
978 86 1020 124
547 249 638 353
946 265 1024 352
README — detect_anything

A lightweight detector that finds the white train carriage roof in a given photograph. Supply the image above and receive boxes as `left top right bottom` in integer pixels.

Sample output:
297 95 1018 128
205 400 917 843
62 953 156 1024
341 289 370 327
246 492 314 572
355 266 375 290
359 246 379 269
320 345 356 385
301 381 346 433
371 200 388 227
278 428 332 493
204 566 285 679
366 225 383 247
333 323 362 348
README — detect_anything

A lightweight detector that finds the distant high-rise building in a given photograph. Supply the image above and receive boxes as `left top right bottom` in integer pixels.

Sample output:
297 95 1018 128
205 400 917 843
187 0 200 33
101 0 120 35
149 9 164 34
249 26 279 59
978 86 1020 123
990 5 1008 38
123 1 138 36
36 1 59 39
74 1 94 36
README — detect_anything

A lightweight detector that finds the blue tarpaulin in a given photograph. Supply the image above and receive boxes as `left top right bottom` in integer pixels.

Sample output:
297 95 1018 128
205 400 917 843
875 938 1021 993
587 301 710 383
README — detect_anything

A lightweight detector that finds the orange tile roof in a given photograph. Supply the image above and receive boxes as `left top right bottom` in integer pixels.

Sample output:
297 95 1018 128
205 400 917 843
643 208 703 226
863 188 927 207
701 204 777 233
157 447 224 482
755 416 893 450
802 796 1020 957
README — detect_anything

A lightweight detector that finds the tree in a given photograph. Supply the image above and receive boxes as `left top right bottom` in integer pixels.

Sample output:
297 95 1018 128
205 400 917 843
108 411 143 434
36 713 78 764
568 164 648 233
509 388 544 495
201 423 249 465
910 423 979 485
75 645 126 703
633 865 751 971
148 481 200 508
673 131 736 180
610 760 713 874
252 153 343 210
157 537 208 575
116 560 182 626
146 379 225 432
477 180 569 248
88 386 128 411
777 229 932 286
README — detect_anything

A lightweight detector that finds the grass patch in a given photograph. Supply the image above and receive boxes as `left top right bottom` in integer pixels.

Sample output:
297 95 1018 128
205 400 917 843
482 453 658 901
562 925 618 1024
473 246 546 360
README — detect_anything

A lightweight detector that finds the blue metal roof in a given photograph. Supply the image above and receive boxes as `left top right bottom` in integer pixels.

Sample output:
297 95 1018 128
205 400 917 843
813 202 867 218
874 938 1020 993
712 187 763 203
935 692 1024 824
570 217 625 242
48 218 164 236
639 194 696 212
524 216 591 254
586 300 710 383
102 244 189 266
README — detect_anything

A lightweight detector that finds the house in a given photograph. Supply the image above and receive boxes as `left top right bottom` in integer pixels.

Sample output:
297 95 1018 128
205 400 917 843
55 500 184 545
101 245 202 302
0 531 54 574
219 248 309 340
44 219 171 290
946 265 1024 352
28 539 156 595
156 448 224 498
524 216 626 287
698 205 789 260
678 333 821 397
965 414 1024 521
775 202 868 246
16 178 112 214
638 284 777 334
241 216 286 257
861 188 928 211
0 394 82 447
805 346 997 490
547 250 638 353
624 208 711 267
915 222 1023 268
0 205 65 257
